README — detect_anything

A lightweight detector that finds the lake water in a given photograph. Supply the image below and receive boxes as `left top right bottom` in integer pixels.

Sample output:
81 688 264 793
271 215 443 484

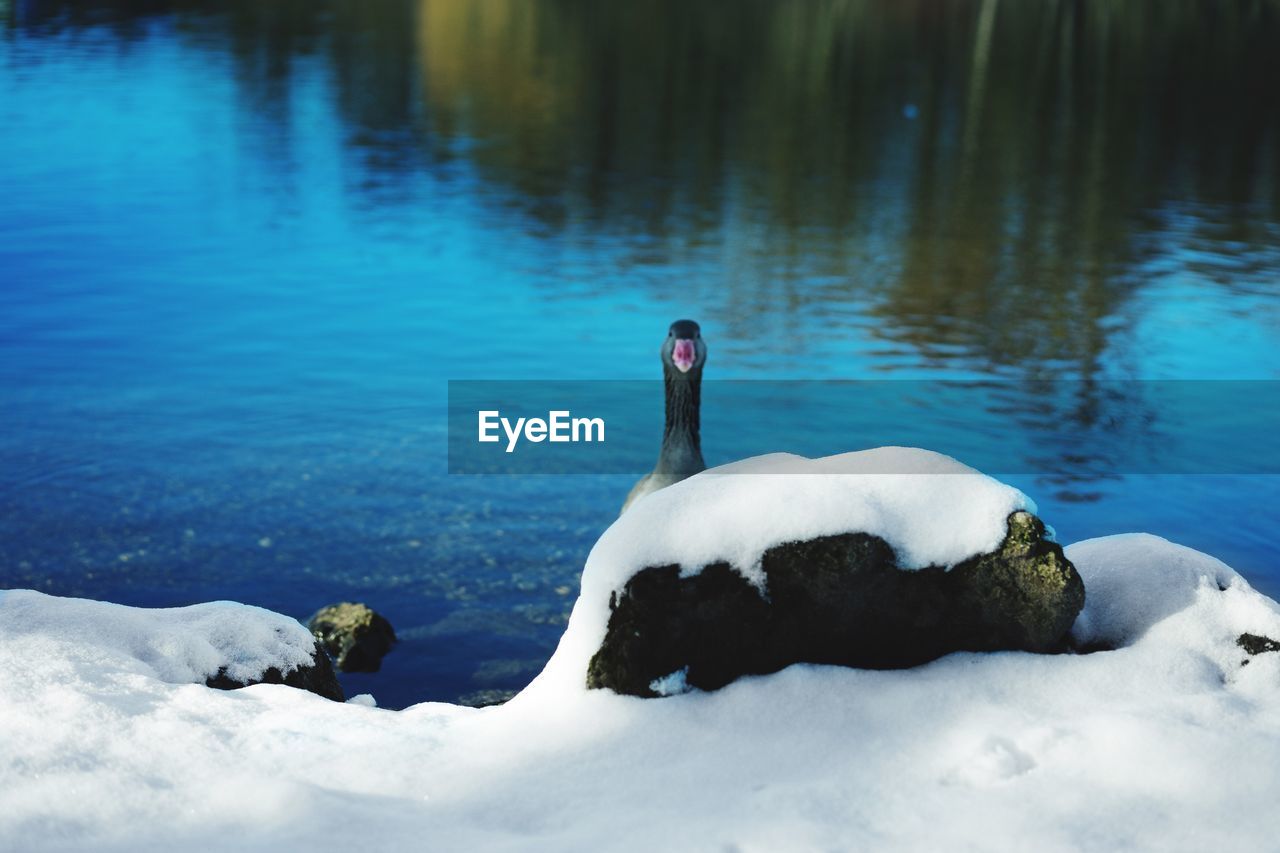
2 0 1278 708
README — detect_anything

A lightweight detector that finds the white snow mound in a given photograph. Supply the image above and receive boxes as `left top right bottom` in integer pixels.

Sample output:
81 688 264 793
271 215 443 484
1068 533 1280 658
0 589 318 685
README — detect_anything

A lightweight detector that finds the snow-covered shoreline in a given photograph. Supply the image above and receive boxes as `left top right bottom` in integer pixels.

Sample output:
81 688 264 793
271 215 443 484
3 533 1280 851
3 453 1280 850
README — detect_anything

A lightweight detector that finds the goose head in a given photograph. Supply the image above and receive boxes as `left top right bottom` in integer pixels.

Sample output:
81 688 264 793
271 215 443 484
661 319 707 377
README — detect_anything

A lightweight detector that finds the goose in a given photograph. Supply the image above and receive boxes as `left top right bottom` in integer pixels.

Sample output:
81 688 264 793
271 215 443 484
621 319 707 513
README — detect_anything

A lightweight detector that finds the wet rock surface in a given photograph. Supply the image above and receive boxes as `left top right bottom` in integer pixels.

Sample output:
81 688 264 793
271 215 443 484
588 511 1085 697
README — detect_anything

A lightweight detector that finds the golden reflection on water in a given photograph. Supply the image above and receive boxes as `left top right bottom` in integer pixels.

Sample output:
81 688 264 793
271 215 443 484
413 0 1278 374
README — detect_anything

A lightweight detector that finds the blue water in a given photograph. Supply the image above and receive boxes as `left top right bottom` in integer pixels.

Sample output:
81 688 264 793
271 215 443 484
2 1 1278 708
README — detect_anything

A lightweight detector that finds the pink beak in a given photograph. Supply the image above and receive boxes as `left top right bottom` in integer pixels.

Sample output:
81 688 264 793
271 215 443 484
672 338 696 373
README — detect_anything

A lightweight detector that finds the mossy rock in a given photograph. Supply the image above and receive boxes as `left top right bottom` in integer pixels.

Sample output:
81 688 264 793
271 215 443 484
587 511 1085 697
308 602 398 673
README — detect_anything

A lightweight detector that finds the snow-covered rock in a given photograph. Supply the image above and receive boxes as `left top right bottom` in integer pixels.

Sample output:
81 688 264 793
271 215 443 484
538 449 1037 697
587 509 1085 695
542 449 1080 695
1067 533 1280 668
0 590 343 701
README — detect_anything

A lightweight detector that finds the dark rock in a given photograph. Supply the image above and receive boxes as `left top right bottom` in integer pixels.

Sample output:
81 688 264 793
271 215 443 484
587 511 1085 697
1238 633 1280 656
206 643 345 702
308 602 397 673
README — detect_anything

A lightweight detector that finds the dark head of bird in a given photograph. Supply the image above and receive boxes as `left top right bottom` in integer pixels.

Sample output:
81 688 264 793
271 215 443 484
661 319 706 378
657 319 706 470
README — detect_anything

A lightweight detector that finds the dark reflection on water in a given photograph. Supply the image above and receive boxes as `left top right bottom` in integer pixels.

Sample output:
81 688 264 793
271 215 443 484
2 0 1279 707
70 0 1275 368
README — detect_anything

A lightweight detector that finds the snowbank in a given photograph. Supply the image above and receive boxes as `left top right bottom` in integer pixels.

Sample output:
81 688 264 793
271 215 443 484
0 590 318 685
1068 533 1252 649
3 533 1280 850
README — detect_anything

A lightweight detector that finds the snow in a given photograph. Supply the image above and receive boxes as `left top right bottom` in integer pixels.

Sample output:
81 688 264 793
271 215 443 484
648 667 691 697
4 479 1280 849
0 590 318 685
533 447 1032 694
615 449 1033 586
1067 533 1250 648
